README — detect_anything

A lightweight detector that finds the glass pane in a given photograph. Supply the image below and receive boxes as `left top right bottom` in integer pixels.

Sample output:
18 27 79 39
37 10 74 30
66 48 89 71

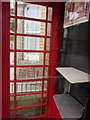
42 105 46 115
16 67 43 80
10 35 14 49
43 93 47 103
45 53 50 65
44 80 48 91
10 1 15 16
10 82 14 94
16 81 42 94
17 36 44 50
10 109 14 118
44 67 48 78
16 52 44 65
16 107 40 118
17 19 46 35
48 7 53 21
46 38 50 51
16 94 41 107
47 23 51 36
10 52 14 65
17 2 46 20
10 67 14 80
10 96 14 107
10 18 15 33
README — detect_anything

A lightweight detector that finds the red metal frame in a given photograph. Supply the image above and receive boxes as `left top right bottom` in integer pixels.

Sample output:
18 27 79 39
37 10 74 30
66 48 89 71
2 2 10 118
10 15 52 23
2 2 62 119
9 2 53 119
10 32 51 38
0 2 2 119
46 3 62 118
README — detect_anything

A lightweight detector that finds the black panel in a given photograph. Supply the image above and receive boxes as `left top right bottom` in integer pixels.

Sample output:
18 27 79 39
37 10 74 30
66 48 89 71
61 22 89 73
60 22 89 106
70 83 90 106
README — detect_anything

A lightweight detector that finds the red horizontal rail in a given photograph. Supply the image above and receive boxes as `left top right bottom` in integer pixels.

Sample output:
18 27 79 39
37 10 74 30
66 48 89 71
10 16 52 23
10 49 51 53
10 49 60 52
10 65 49 67
10 91 48 96
10 103 46 110
10 33 51 38
10 79 49 82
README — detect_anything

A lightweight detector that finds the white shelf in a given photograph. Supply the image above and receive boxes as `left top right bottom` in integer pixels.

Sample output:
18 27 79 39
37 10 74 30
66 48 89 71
53 94 84 119
56 67 89 83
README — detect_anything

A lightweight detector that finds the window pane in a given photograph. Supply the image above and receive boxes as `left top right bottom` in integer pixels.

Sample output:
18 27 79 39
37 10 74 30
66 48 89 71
47 23 51 36
16 107 40 118
10 82 14 94
10 1 15 16
16 94 41 107
10 96 14 107
45 53 50 65
17 36 44 50
16 52 44 65
42 105 46 115
10 35 14 49
17 19 46 35
44 67 48 78
10 52 14 65
46 38 50 51
48 7 53 21
44 80 48 91
10 18 15 33
16 81 42 94
10 109 14 118
17 2 46 20
10 67 14 80
16 67 43 80
43 93 47 103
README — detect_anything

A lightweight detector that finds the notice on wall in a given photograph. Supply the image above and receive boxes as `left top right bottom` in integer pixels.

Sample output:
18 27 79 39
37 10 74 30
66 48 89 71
73 2 89 25
64 0 89 28
64 1 74 28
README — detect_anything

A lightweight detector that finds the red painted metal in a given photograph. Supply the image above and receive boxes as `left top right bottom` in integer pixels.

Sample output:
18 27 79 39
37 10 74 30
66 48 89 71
10 16 52 23
2 2 10 118
10 91 48 96
10 65 49 67
10 79 49 82
2 2 62 119
10 49 50 53
10 103 47 110
46 3 62 118
10 79 45 82
10 32 51 38
0 2 2 119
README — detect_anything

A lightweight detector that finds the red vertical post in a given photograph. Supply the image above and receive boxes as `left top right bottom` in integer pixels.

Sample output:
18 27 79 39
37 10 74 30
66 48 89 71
2 2 10 118
0 1 2 119
47 3 62 118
